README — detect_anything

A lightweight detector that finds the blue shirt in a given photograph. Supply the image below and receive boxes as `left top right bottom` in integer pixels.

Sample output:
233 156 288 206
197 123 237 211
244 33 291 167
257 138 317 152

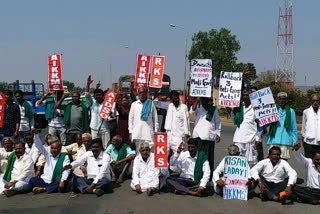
267 107 298 146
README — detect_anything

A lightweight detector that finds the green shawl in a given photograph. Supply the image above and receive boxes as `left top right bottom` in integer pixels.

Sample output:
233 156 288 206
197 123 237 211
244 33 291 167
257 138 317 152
52 152 68 183
194 151 208 185
23 101 32 120
233 103 244 128
113 144 129 177
64 102 89 132
206 105 216 122
3 152 16 182
269 104 291 137
45 97 56 120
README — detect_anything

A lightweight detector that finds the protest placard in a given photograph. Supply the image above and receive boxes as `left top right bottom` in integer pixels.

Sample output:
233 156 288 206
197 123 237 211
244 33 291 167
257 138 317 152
219 71 242 107
149 56 165 88
223 156 249 200
48 54 63 91
135 54 151 88
99 90 117 120
154 133 168 168
0 93 5 128
190 59 213 97
249 87 280 126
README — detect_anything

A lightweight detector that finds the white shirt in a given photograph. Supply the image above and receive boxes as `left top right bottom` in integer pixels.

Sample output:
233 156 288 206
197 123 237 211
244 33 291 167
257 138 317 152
190 105 221 141
301 106 320 145
165 103 190 142
232 105 260 143
251 159 297 186
170 151 210 188
131 153 159 187
25 143 40 164
36 99 65 128
128 100 159 141
0 148 12 177
85 93 118 132
294 150 320 189
34 134 71 183
213 157 252 182
10 154 34 182
18 101 34 131
71 151 111 184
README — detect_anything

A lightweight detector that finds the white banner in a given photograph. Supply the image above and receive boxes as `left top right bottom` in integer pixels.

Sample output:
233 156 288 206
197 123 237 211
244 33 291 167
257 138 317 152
190 59 212 97
219 71 242 107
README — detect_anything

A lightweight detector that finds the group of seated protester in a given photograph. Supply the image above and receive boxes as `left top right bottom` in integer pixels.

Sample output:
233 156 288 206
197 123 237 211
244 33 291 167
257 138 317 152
0 131 319 205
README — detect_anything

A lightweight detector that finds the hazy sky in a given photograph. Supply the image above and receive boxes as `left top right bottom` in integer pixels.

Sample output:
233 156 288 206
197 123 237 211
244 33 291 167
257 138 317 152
0 0 319 90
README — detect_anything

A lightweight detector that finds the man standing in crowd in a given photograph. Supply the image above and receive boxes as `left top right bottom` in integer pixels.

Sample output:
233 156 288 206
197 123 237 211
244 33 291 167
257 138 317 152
131 142 167 196
289 142 320 204
128 86 159 151
29 133 71 194
0 90 20 143
64 92 89 145
165 90 190 153
268 92 298 159
230 90 260 167
167 138 210 197
36 91 68 145
106 135 136 183
251 146 297 202
65 138 111 197
301 94 320 158
14 90 34 141
1 142 34 197
0 138 13 177
190 97 220 178
85 75 117 149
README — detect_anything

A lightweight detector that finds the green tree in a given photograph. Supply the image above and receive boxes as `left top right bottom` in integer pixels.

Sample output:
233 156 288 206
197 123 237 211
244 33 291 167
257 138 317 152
234 63 257 82
188 28 241 80
63 80 84 93
0 82 9 92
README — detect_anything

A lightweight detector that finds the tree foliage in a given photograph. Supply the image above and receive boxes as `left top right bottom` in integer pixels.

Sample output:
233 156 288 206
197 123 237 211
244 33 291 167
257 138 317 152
63 80 84 93
188 28 241 79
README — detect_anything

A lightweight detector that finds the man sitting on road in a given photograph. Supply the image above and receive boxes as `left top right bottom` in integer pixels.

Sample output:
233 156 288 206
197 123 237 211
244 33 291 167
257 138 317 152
29 133 71 194
250 146 297 202
286 142 320 205
166 138 210 197
131 142 167 196
0 138 14 177
0 142 34 197
64 138 112 197
24 133 40 164
106 135 136 183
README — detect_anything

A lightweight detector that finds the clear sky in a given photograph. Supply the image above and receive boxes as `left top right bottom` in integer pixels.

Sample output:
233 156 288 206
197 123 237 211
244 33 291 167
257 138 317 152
0 0 319 90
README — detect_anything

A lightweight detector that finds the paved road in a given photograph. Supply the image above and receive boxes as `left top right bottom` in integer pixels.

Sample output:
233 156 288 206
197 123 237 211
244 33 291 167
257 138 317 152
0 124 318 214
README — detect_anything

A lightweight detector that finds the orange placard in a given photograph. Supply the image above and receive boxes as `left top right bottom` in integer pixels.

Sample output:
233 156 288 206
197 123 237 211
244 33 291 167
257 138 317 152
48 54 63 91
149 56 165 88
154 133 168 168
0 93 5 128
99 90 117 120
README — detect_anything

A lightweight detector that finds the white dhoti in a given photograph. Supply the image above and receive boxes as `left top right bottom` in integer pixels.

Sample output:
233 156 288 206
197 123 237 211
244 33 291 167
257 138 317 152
235 141 258 168
167 131 186 153
0 178 32 194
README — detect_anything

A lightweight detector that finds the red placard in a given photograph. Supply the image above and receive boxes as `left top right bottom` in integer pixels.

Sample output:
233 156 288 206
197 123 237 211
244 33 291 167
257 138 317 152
48 54 63 91
149 56 165 88
99 90 117 120
154 133 168 168
135 54 151 88
0 93 5 128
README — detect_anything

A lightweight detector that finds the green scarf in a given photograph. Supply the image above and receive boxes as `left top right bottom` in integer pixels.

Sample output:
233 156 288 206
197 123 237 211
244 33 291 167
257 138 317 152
206 105 216 122
45 97 56 120
3 152 16 182
64 102 89 132
23 101 32 120
113 144 129 177
233 103 244 128
130 93 137 102
52 152 67 183
194 151 208 185
269 104 291 137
